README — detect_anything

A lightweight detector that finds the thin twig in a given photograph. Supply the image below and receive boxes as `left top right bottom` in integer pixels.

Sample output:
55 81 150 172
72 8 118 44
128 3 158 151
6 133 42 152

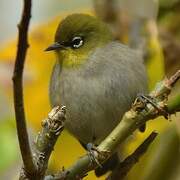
106 131 158 180
12 0 35 176
167 70 180 87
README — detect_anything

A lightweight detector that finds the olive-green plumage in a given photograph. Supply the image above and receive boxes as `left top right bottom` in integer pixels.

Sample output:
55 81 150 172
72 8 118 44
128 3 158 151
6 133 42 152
46 13 147 176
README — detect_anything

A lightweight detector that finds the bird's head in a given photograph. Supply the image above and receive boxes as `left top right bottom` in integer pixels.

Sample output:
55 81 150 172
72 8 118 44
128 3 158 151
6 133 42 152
45 14 113 68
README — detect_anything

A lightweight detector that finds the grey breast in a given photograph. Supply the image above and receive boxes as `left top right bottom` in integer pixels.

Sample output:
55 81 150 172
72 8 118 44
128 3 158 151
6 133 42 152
49 42 148 145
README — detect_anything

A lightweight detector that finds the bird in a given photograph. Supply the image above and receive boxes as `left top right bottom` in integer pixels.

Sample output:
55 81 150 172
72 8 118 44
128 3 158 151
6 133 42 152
46 13 148 177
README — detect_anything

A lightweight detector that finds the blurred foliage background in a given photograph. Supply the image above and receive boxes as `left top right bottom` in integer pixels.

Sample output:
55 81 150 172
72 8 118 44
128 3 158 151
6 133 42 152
0 0 179 179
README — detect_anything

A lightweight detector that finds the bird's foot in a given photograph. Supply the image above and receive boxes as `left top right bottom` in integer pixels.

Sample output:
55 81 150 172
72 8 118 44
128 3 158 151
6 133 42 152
86 143 102 168
135 93 169 119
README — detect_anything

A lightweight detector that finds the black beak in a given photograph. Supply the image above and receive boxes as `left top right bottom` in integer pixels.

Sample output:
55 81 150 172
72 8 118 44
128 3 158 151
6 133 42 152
45 42 65 51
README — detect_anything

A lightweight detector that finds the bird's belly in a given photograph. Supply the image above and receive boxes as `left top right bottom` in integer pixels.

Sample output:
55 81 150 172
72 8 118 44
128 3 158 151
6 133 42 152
58 77 132 145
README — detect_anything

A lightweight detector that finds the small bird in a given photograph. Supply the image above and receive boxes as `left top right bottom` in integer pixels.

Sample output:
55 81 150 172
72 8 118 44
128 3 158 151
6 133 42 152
46 14 147 176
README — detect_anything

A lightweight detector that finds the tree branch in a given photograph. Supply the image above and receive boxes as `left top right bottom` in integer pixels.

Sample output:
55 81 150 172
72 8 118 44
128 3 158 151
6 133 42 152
46 70 179 180
33 106 66 179
106 131 158 180
13 1 67 179
167 94 180 114
12 0 36 176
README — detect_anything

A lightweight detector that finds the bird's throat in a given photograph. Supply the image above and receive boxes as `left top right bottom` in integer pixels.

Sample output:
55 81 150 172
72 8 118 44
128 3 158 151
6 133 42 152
56 49 89 68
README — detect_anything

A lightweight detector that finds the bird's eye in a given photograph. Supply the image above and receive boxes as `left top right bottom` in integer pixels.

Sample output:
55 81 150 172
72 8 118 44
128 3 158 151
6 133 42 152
71 36 83 49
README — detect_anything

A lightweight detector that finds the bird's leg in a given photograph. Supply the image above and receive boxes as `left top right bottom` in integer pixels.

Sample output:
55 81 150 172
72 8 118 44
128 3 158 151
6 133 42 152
86 143 102 168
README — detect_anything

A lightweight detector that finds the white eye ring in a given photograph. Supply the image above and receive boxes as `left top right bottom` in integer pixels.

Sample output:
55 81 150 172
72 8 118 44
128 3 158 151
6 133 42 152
72 36 84 49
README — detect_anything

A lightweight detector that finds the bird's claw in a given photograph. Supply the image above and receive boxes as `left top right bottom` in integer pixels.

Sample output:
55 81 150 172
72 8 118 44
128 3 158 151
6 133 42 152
135 93 169 119
86 143 102 168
